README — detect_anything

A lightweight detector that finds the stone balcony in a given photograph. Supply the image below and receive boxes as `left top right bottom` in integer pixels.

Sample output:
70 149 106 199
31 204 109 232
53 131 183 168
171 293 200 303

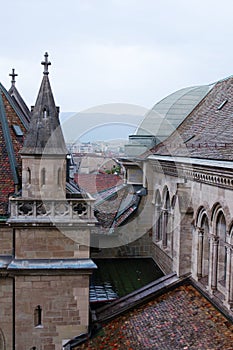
8 197 97 225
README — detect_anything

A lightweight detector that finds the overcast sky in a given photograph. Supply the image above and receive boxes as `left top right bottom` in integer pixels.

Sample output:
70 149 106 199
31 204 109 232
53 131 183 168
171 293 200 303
1 0 233 113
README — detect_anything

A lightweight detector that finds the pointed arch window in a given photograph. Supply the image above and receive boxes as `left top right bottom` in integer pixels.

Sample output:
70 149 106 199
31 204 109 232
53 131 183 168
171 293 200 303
196 208 210 284
34 305 42 327
43 108 48 119
162 189 170 248
41 168 46 186
216 211 227 286
201 214 210 278
27 167 31 185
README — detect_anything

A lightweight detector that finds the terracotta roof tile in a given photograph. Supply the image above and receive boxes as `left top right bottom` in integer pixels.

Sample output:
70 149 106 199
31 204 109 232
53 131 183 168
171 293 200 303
0 87 29 216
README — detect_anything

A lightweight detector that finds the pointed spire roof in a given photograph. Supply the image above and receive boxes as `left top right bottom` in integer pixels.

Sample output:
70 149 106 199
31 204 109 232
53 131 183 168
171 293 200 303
8 68 31 123
21 52 67 155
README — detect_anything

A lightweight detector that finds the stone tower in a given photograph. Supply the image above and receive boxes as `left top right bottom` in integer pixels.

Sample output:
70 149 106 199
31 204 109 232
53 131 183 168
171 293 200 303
7 53 96 350
21 53 67 200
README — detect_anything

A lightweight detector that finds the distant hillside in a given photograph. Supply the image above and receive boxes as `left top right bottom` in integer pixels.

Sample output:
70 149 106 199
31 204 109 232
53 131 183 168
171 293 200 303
60 104 147 143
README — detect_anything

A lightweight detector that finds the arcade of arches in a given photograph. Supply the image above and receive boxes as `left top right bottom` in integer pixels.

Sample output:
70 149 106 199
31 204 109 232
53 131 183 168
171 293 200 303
138 156 233 315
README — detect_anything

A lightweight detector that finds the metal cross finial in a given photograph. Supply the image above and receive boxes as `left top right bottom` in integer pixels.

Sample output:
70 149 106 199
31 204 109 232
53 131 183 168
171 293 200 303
9 68 18 86
41 52 51 75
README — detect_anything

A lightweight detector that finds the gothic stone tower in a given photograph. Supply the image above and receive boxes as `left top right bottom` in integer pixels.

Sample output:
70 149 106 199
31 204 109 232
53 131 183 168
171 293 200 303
7 53 96 350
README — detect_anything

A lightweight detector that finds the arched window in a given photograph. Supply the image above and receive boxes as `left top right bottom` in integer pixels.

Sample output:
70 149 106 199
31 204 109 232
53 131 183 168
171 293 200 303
196 208 210 285
43 108 48 118
201 214 210 278
162 188 170 248
41 168 46 186
216 211 227 286
34 305 42 327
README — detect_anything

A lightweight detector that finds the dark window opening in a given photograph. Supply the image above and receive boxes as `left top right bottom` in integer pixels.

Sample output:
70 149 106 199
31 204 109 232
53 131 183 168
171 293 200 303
41 168 46 186
43 108 48 118
34 305 42 327
57 168 62 187
27 167 31 185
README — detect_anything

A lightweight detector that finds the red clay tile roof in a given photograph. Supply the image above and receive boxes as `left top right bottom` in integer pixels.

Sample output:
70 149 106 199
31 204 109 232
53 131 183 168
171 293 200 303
0 85 29 216
78 284 233 350
74 173 123 195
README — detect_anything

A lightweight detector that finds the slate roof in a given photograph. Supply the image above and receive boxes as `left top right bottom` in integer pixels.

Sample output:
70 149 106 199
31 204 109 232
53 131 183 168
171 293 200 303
0 83 29 216
150 75 233 160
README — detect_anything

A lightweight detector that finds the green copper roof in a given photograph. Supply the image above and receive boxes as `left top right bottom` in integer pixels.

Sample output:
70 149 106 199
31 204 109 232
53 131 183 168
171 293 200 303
136 84 215 142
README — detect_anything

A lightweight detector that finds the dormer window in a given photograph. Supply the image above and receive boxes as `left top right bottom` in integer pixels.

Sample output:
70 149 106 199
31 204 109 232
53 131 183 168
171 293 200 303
217 99 228 110
12 124 23 136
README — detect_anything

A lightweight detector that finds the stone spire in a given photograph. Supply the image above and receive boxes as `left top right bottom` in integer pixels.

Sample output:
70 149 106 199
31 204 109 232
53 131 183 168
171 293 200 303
21 52 67 155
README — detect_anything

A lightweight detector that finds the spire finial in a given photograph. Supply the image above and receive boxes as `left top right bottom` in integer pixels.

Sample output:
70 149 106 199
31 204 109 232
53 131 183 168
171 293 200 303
9 68 18 86
41 52 51 75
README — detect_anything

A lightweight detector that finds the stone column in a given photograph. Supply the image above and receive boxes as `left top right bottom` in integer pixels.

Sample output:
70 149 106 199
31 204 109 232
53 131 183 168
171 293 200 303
197 228 204 278
162 209 168 248
211 236 219 291
170 211 174 257
154 204 161 242
226 246 233 308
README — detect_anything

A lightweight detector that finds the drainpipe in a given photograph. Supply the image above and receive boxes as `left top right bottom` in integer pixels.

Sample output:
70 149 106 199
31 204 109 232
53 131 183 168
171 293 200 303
12 276 15 350
12 228 16 349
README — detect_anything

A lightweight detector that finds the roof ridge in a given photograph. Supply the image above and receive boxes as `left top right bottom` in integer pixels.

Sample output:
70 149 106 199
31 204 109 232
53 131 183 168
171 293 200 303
0 91 19 185
0 82 29 130
8 84 31 123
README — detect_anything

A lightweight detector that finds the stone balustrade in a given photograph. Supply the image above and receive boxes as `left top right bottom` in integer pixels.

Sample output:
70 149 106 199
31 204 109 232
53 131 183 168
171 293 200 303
8 198 96 224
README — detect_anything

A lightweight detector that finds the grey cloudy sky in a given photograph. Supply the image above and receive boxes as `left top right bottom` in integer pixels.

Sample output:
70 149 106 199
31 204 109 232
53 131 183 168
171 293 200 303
1 0 233 113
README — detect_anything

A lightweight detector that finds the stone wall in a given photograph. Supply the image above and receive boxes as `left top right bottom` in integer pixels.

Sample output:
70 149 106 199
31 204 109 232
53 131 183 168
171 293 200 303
91 231 152 258
151 243 173 274
15 227 90 259
0 277 13 349
15 274 89 350
0 226 12 255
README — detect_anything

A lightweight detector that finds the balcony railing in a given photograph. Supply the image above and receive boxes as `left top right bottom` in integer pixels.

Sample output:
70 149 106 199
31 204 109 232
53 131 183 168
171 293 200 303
8 198 96 223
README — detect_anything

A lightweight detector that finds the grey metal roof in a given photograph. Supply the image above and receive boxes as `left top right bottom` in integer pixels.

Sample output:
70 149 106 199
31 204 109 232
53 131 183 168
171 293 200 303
136 84 214 142
0 256 12 269
147 155 233 169
7 258 97 270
